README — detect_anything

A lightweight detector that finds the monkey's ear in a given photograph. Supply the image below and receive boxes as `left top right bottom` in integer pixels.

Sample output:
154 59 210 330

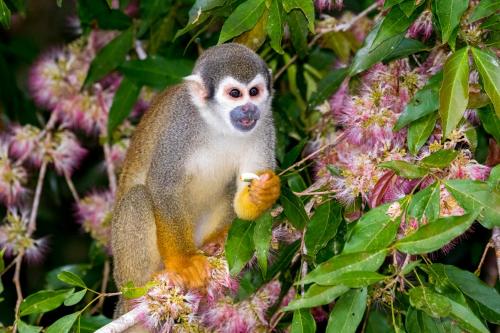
185 74 208 107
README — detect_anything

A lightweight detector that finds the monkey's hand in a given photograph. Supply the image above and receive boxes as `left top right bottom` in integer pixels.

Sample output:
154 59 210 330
234 170 280 221
163 254 210 289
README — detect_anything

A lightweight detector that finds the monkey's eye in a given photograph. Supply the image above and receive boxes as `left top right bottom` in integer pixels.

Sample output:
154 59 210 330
229 89 241 98
249 87 259 96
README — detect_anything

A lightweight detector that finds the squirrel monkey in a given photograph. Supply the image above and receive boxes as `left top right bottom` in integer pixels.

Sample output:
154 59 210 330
111 43 280 311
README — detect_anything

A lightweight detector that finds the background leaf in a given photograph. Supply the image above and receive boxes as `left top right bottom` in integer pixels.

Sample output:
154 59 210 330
439 47 469 138
291 309 316 333
225 219 256 275
218 0 266 44
434 0 469 44
253 212 273 276
471 47 500 117
407 112 438 155
107 77 141 138
326 288 368 333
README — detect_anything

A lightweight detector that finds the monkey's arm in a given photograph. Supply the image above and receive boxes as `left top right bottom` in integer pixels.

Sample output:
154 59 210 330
234 170 280 220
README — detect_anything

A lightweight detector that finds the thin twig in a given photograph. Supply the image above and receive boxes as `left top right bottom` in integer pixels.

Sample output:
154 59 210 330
27 160 48 235
279 132 346 176
333 2 378 32
293 190 337 196
90 259 111 314
64 171 80 202
0 257 17 276
492 227 500 278
12 254 24 333
475 240 493 276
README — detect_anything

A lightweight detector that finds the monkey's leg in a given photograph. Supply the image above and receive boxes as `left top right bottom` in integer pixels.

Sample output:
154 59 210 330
155 217 210 289
111 185 161 315
234 170 281 220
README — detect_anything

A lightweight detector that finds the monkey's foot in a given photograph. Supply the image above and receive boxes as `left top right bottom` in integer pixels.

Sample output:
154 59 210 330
163 254 210 289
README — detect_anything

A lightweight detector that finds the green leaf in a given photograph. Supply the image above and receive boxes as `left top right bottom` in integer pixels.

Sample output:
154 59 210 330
17 320 42 333
0 0 11 28
384 38 430 62
57 271 87 289
477 106 500 143
287 9 309 59
343 202 400 253
0 248 4 272
396 212 478 254
480 14 500 30
291 309 316 333
121 281 155 299
119 57 193 89
63 289 87 306
304 200 343 259
384 0 406 8
46 264 91 290
253 212 273 276
46 312 80 333
399 0 418 16
489 164 500 191
349 22 405 76
175 0 225 38
420 149 459 168
266 0 284 54
84 27 134 86
282 0 315 32
445 179 500 228
218 0 266 44
408 182 440 223
19 289 75 316
300 249 387 285
284 285 350 310
266 239 300 280
406 308 461 333
447 297 489 333
439 264 500 323
107 77 141 138
225 219 256 275
395 72 442 130
435 0 469 44
439 47 470 138
379 160 429 179
401 260 421 275
471 47 500 117
409 286 452 317
407 112 438 155
372 5 418 49
326 288 368 333
469 0 500 22
280 187 309 230
308 67 348 108
324 271 386 288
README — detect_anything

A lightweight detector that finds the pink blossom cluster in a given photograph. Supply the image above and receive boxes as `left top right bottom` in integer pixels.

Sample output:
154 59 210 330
316 51 490 223
75 190 114 248
130 256 281 333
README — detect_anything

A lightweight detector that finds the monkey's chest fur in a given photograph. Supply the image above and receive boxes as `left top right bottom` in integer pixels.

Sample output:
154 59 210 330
184 135 253 246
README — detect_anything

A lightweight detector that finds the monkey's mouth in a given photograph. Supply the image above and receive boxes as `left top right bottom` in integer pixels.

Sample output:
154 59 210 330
230 110 260 132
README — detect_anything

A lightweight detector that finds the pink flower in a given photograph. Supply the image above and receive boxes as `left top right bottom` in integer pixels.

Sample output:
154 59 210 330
202 300 251 333
0 209 47 263
136 274 201 332
75 190 114 247
47 130 87 176
0 142 28 207
29 48 83 110
408 10 433 41
9 124 44 167
206 256 238 304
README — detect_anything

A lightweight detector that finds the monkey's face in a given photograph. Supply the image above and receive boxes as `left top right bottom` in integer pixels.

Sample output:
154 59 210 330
212 74 270 134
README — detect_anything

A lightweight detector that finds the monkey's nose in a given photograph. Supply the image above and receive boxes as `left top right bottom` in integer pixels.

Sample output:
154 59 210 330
241 103 256 113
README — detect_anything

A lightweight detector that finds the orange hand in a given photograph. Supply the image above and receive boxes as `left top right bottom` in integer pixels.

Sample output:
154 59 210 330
234 170 280 221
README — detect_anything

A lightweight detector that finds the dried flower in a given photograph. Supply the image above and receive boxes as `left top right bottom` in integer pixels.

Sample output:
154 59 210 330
75 191 114 247
407 10 433 41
